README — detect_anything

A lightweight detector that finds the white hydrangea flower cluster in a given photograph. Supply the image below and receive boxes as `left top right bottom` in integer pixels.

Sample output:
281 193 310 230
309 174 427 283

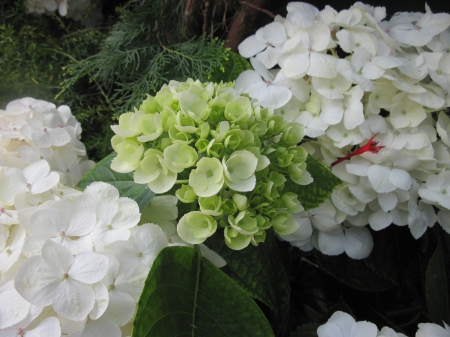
317 310 450 337
237 2 450 259
0 97 176 336
25 0 97 20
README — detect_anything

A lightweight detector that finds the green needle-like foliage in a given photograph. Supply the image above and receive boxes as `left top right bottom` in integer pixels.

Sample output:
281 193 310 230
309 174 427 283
62 0 230 117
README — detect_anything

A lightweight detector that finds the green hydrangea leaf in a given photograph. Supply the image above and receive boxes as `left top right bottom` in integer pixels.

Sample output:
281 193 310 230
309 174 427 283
205 229 290 336
209 51 252 83
426 226 450 325
285 155 343 211
132 246 274 337
77 152 154 210
289 323 320 337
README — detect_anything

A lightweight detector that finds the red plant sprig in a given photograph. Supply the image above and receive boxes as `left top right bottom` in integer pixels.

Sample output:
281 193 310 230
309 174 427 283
331 132 385 167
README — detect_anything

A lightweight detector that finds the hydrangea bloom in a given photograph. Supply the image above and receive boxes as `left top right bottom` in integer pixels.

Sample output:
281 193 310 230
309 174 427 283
238 1 450 258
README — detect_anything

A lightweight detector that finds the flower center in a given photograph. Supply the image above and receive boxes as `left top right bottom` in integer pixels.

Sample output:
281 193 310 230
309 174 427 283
414 24 421 30
62 272 69 279
0 207 5 213
137 251 143 257
106 224 113 230
108 284 115 291
6 249 12 255
442 189 447 194
206 170 213 178
17 328 24 335
60 231 66 237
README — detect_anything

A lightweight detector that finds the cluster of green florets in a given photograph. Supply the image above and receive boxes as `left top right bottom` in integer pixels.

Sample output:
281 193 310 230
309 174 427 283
110 79 312 250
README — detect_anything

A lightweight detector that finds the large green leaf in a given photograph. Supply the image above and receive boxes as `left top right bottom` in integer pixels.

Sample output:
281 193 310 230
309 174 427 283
426 226 450 325
364 226 421 286
290 323 320 337
209 51 252 83
285 155 343 211
314 251 395 292
206 229 290 336
132 246 274 337
77 152 154 210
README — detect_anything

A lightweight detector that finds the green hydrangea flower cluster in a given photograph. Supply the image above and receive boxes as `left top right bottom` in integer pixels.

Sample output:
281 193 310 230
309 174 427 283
110 79 313 250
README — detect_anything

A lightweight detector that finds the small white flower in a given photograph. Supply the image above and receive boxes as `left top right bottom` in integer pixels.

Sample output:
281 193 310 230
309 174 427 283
317 311 378 337
15 240 108 321
416 322 450 337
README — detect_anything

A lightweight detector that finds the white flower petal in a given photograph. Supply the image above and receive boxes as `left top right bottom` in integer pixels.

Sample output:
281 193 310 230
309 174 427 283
368 165 396 193
344 227 373 260
102 290 135 326
52 278 94 321
41 240 73 274
318 230 345 256
238 35 267 58
0 281 31 329
89 282 109 320
69 252 108 284
14 255 61 307
25 317 61 337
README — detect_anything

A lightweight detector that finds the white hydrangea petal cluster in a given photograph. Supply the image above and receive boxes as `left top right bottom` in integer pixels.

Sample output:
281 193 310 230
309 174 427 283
317 311 450 337
0 98 174 336
238 2 450 259
25 0 98 21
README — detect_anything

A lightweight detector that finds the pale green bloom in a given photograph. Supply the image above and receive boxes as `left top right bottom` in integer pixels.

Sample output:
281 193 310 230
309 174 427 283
232 193 248 211
139 94 159 114
199 195 223 216
206 139 225 158
281 192 304 213
179 92 210 124
110 136 144 173
110 112 143 138
305 95 321 116
224 97 252 123
168 126 194 144
272 213 300 235
223 150 258 192
228 211 259 235
137 113 163 142
134 149 177 193
209 96 227 123
289 162 313 185
163 143 198 173
189 157 224 197
281 122 304 146
224 226 252 250
177 211 217 244
174 112 198 134
175 185 197 203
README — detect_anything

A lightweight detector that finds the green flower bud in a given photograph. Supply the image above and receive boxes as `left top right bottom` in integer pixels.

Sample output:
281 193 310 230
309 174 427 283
225 97 252 124
255 214 271 230
249 120 268 137
288 162 313 185
264 180 280 201
271 213 299 235
168 126 194 144
224 129 245 150
160 106 176 132
267 116 284 136
210 121 230 143
222 199 237 215
195 139 209 153
155 85 178 111
232 193 248 211
268 171 286 187
179 92 210 123
208 96 227 123
189 157 224 197
176 185 198 203
199 195 223 216
111 112 143 138
251 229 266 246
305 95 321 116
216 86 237 102
260 107 274 121
175 113 198 134
110 136 144 173
134 149 177 193
288 146 308 164
281 192 304 213
206 139 225 158
197 122 210 139
163 143 198 173
224 226 252 250
228 211 259 235
139 94 159 114
137 113 163 142
189 81 214 101
281 122 304 147
177 211 217 244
